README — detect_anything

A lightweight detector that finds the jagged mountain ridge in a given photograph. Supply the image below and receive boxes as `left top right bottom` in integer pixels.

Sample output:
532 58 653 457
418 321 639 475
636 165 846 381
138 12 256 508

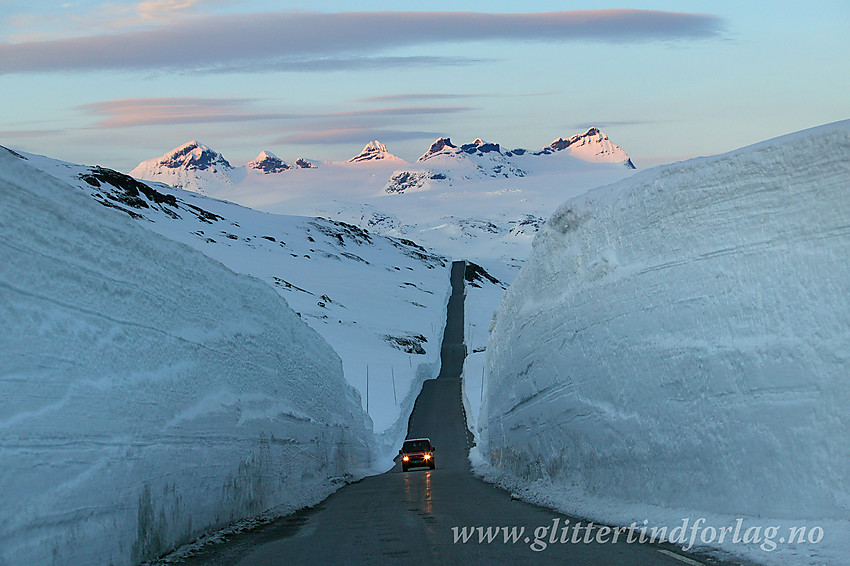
417 128 633 165
129 127 634 194
386 128 634 192
130 141 317 192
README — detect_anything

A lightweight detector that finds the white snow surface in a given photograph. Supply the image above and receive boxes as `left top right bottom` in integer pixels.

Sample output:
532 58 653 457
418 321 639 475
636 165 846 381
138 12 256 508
0 148 373 565
478 121 850 565
128 134 635 268
18 152 451 461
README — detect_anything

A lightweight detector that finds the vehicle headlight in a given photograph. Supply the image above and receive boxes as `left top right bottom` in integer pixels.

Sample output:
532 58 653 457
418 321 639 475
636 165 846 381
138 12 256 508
424 454 431 459
403 456 409 461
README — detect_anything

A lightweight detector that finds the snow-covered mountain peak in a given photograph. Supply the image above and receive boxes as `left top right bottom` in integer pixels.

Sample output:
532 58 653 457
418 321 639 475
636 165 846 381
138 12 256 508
418 137 457 161
254 150 276 160
348 140 404 163
155 140 233 172
540 127 635 168
129 140 234 193
365 140 388 153
247 150 290 174
546 127 607 151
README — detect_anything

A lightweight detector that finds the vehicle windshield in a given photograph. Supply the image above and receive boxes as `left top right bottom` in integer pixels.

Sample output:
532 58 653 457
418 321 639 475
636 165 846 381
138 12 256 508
402 440 430 453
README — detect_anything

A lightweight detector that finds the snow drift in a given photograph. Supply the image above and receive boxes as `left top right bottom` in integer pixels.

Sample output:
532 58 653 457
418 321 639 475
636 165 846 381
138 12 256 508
21 150 450 462
0 148 373 565
480 122 850 560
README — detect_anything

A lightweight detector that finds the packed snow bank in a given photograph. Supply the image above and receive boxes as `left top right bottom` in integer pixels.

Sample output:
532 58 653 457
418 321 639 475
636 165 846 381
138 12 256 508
22 151 451 472
0 148 373 566
478 121 850 565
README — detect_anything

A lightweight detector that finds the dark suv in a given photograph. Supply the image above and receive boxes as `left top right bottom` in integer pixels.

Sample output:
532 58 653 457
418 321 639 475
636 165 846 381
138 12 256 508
399 438 436 471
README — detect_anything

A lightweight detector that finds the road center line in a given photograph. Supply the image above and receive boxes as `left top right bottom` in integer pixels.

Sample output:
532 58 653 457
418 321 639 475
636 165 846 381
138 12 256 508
656 549 705 566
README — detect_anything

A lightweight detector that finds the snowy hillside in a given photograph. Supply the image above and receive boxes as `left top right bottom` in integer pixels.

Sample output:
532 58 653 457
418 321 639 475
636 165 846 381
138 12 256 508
22 150 451 458
247 150 290 173
478 121 850 565
0 147 373 565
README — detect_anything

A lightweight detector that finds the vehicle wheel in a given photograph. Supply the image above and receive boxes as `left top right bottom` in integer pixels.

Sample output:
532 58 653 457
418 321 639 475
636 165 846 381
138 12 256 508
429 460 435 470
402 463 409 472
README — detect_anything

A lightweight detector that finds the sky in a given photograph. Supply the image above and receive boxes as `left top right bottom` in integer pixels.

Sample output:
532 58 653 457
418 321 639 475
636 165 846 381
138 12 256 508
1 1 848 172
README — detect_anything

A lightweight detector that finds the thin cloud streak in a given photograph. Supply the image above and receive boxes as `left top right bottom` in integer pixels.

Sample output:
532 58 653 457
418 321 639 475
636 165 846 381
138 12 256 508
328 106 474 118
78 97 296 127
0 10 725 73
197 55 489 74
77 97 474 128
355 93 481 103
354 91 561 104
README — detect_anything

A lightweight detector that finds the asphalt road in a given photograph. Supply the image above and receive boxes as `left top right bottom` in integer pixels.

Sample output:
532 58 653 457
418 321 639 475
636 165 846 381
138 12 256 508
174 261 746 566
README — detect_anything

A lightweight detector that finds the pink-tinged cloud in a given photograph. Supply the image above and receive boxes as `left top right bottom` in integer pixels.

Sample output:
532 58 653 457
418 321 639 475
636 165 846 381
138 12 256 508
0 10 724 73
78 97 474 128
77 97 277 127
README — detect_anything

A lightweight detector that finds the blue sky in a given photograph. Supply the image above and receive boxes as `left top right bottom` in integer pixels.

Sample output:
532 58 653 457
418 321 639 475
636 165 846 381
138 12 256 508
1 1 848 171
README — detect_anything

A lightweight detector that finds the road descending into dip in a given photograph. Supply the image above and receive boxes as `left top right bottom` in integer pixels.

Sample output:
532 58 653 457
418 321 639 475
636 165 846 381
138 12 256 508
174 262 745 566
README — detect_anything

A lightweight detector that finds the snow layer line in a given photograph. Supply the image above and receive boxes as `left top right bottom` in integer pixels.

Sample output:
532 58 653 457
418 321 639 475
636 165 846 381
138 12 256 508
0 149 373 565
481 122 850 554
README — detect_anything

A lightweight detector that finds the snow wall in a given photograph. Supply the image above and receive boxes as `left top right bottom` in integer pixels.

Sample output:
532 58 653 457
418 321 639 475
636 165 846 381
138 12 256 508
0 148 373 565
481 122 850 522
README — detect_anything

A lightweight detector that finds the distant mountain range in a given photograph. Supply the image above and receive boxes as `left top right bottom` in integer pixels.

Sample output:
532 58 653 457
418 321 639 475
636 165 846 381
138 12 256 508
128 128 635 194
417 128 633 167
